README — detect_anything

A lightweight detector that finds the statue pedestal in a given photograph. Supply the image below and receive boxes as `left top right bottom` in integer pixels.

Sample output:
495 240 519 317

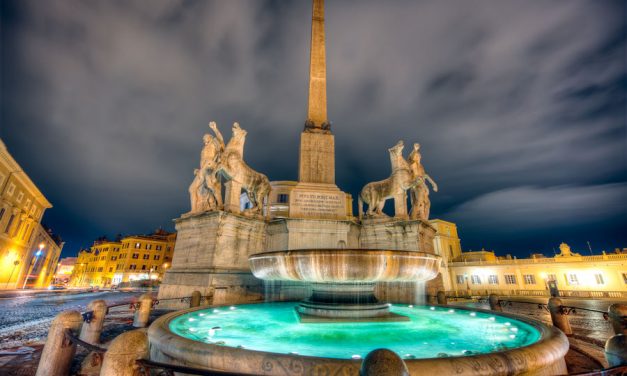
288 182 349 220
158 211 266 308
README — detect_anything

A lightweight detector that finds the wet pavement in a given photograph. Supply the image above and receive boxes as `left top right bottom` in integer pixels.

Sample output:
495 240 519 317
0 289 147 350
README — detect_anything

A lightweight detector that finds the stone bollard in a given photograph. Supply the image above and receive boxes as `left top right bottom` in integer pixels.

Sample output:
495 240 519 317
190 290 202 308
488 294 502 312
604 334 626 367
548 297 572 336
436 291 447 305
607 304 627 335
35 310 83 376
360 349 409 376
133 293 153 328
100 329 149 376
79 299 107 344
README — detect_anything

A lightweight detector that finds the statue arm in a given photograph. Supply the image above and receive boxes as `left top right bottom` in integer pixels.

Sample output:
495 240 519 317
425 174 438 192
209 122 225 150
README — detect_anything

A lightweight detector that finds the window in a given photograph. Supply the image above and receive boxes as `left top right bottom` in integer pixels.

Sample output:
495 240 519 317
129 264 137 270
116 265 122 271
24 199 31 210
110 256 117 261
449 245 453 259
504 275 517 285
547 274 557 282
594 273 604 285
132 253 139 259
567 273 579 285
277 194 289 203
16 191 24 202
471 275 481 284
97 267 103 272
7 183 15 195
523 274 536 285
456 275 464 284
4 214 15 233
143 254 149 260
135 242 141 249
488 275 499 285
145 244 151 250
109 267 113 272
141 265 147 270
623 273 627 284
0 208 4 221
154 255 160 260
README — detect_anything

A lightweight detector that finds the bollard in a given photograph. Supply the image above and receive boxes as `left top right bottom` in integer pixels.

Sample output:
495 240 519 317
133 293 153 328
35 311 83 376
190 290 202 308
548 297 572 336
360 348 409 376
436 291 447 305
100 329 149 376
79 299 107 344
488 294 502 312
607 304 627 335
604 334 626 367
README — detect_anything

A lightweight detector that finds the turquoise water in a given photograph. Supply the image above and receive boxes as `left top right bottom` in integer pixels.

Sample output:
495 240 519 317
169 302 541 360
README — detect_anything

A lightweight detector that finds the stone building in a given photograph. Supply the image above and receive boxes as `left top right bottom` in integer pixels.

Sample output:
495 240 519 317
53 256 76 285
445 242 627 298
0 138 61 289
70 229 176 287
21 226 64 288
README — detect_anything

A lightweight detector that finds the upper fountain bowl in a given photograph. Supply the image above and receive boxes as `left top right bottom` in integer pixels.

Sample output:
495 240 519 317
249 249 441 283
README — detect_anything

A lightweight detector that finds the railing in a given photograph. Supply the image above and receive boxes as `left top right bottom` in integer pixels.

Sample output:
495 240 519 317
444 289 627 299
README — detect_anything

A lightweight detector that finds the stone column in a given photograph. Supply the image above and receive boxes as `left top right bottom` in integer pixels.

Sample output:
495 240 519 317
133 294 153 328
224 181 242 214
393 192 408 219
360 348 409 376
190 290 202 308
79 299 107 344
488 294 502 312
604 334 626 367
100 329 149 376
548 297 572 336
607 304 626 335
436 291 447 305
35 311 83 376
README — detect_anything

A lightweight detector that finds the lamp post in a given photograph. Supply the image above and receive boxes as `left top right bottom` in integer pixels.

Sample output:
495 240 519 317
6 260 20 288
22 243 44 289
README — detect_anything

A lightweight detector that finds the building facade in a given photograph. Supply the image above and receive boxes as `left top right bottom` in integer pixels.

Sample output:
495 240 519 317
0 139 61 289
53 257 76 285
70 230 176 287
446 243 627 298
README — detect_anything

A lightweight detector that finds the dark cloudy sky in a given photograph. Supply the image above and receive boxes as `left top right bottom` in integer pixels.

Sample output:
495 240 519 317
2 0 625 259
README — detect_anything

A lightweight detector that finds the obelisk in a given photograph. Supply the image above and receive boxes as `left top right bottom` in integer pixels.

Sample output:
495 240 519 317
298 0 335 184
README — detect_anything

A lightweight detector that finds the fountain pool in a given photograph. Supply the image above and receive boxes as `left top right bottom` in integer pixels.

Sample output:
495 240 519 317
169 302 539 360
149 301 569 375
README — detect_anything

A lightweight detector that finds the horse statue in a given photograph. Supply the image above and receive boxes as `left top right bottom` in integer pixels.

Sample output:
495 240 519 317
216 123 271 216
358 141 421 218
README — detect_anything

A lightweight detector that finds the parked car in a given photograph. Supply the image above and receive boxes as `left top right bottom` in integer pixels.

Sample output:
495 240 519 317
47 284 66 290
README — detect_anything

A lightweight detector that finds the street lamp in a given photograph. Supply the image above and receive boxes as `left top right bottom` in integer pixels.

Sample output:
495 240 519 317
6 260 20 288
22 243 44 289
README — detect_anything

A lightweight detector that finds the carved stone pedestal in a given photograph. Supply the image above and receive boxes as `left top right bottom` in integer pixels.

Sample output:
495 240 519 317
158 211 267 308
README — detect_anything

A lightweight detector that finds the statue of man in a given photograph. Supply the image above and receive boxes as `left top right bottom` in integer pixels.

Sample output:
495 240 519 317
189 122 226 213
407 143 438 220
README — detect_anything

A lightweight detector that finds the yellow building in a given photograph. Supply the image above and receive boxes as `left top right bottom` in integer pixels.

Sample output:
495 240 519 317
21 226 64 288
70 230 176 287
429 219 463 291
53 257 76 285
0 139 60 289
446 243 627 298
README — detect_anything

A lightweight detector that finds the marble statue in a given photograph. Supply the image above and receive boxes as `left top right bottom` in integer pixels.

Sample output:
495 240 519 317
189 122 225 213
407 143 438 221
358 141 420 218
216 123 271 216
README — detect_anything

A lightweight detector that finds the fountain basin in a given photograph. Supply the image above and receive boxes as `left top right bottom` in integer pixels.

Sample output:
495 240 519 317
148 302 569 375
249 249 440 282
249 249 441 319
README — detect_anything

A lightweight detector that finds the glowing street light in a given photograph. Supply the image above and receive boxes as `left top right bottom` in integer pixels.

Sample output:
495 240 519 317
22 243 45 289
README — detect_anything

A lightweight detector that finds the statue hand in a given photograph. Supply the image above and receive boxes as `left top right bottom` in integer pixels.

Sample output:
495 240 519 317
209 121 217 130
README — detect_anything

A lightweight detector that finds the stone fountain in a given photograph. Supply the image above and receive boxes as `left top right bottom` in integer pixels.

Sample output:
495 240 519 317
150 1 570 374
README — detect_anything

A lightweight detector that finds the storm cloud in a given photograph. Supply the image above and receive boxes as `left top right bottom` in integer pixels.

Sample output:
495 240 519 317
1 0 625 257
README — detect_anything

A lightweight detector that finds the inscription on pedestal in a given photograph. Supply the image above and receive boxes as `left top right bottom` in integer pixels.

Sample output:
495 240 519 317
290 190 345 219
